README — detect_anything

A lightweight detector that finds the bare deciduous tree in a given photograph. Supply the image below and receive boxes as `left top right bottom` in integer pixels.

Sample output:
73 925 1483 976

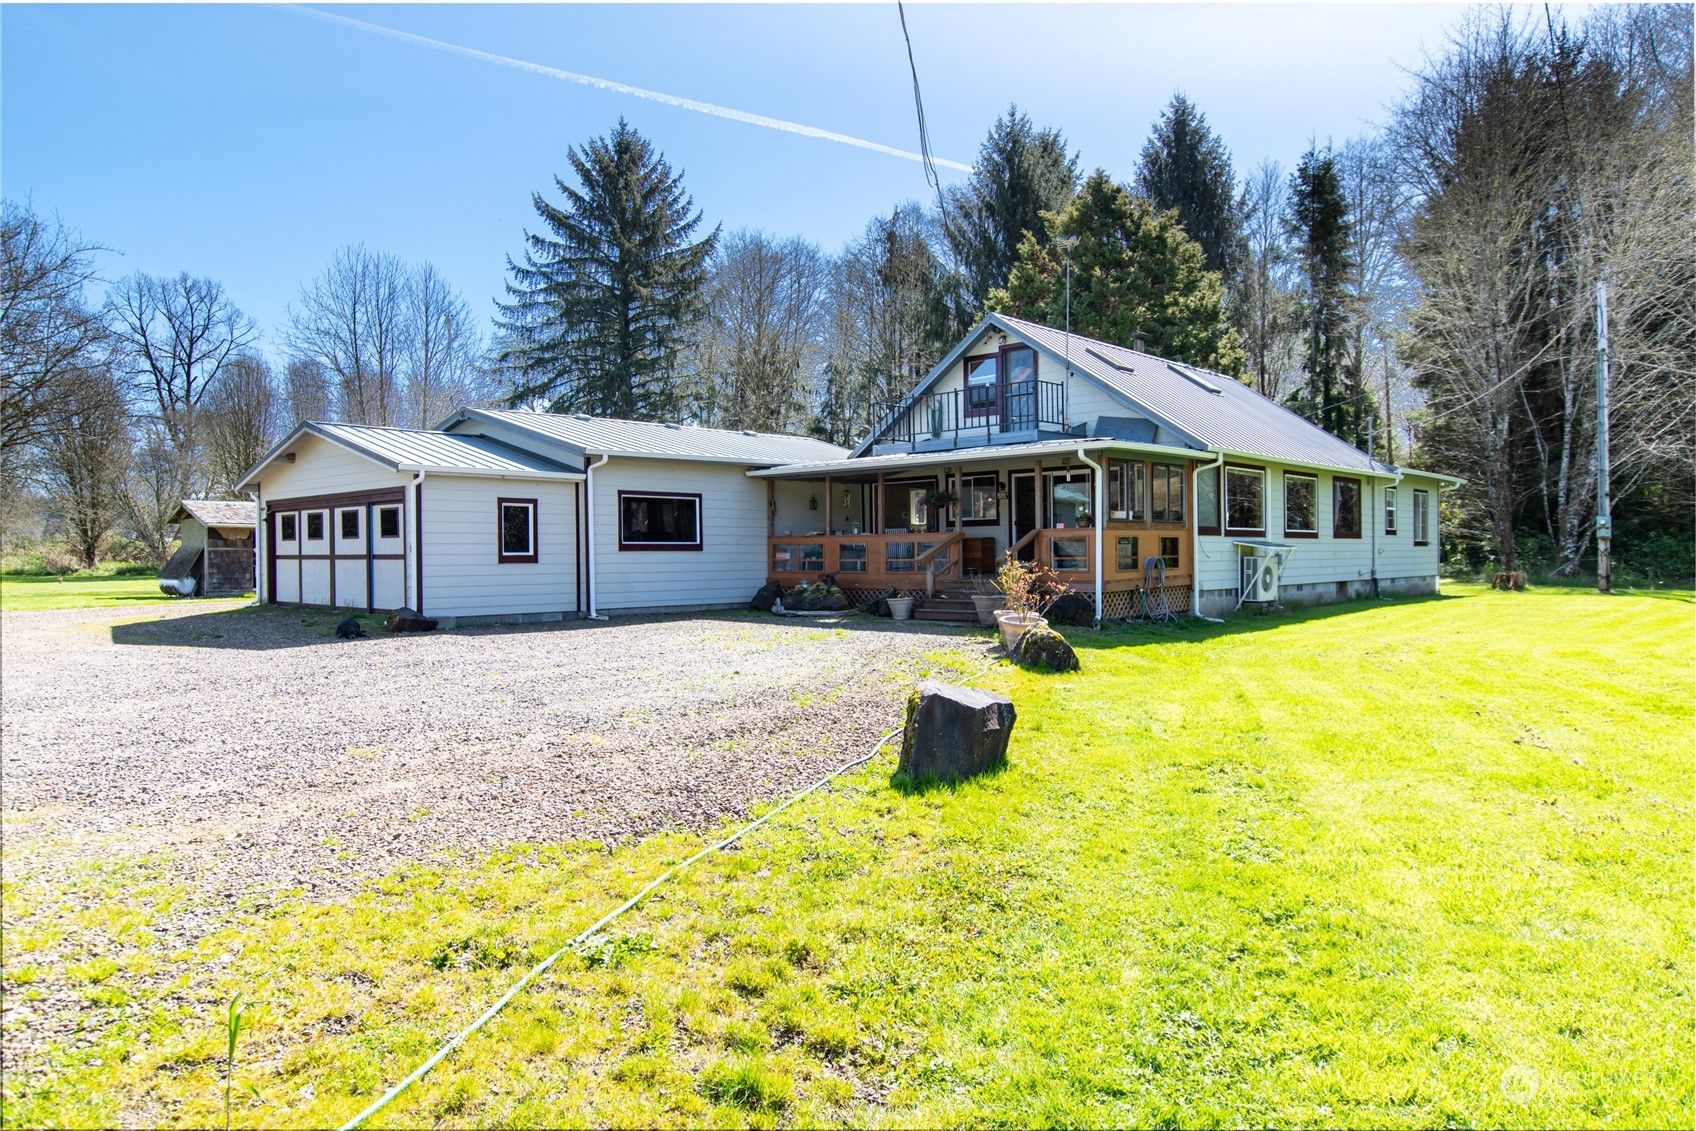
37 363 130 568
1 201 107 456
202 354 282 493
285 245 409 426
1235 160 1303 400
402 263 491 428
284 358 333 426
687 230 828 434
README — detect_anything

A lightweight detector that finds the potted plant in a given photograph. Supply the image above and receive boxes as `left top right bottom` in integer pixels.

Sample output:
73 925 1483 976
994 553 1064 651
923 487 958 513
887 593 915 620
967 576 1005 626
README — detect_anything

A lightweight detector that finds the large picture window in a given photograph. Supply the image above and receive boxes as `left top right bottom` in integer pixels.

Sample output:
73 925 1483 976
1224 467 1265 533
1151 463 1185 522
1109 460 1146 522
963 355 998 418
1333 477 1362 539
497 498 538 563
1284 472 1318 536
1413 489 1430 546
619 492 701 550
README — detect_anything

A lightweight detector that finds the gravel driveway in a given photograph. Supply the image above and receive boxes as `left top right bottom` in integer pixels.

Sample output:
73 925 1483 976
2 601 984 897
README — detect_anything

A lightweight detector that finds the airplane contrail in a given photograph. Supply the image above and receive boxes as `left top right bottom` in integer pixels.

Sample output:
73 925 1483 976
285 5 972 173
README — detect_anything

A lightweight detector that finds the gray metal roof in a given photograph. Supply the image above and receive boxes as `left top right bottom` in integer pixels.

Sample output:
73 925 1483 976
749 437 1200 479
169 499 255 528
992 313 1398 475
446 409 848 467
235 421 583 490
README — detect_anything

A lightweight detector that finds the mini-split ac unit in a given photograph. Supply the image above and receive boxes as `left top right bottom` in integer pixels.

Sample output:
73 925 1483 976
1239 549 1281 603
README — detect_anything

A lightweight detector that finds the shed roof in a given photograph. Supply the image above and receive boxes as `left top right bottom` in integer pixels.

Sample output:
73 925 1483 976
235 421 584 490
168 499 255 528
748 437 1200 479
444 409 848 467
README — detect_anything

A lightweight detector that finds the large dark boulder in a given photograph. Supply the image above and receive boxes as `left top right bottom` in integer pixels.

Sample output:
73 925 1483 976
1046 593 1095 627
1015 625 1080 672
784 580 850 612
897 681 1017 783
751 581 784 612
335 617 368 640
385 607 438 633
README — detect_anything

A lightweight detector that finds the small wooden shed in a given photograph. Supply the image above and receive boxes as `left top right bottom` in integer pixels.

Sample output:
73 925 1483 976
160 499 256 597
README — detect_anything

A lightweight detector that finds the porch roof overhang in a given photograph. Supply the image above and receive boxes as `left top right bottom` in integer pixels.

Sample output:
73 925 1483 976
746 438 1204 481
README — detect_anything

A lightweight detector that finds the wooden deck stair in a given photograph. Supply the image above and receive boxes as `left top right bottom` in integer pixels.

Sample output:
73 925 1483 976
914 580 992 625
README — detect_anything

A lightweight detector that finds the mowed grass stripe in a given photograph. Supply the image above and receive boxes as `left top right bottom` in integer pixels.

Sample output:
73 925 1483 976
1 585 1689 1128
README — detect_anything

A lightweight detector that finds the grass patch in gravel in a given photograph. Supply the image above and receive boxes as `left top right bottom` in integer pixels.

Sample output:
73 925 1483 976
2 587 1690 1127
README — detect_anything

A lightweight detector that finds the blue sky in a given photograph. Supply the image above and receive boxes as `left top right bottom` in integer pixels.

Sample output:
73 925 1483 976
3 3 1476 351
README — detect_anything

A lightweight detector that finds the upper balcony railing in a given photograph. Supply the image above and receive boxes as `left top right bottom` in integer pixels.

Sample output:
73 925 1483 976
874 380 1067 446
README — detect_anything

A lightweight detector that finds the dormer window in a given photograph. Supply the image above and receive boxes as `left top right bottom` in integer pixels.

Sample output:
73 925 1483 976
964 355 998 418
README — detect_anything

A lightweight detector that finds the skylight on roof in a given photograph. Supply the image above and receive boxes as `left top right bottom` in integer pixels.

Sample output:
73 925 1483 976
1166 362 1223 395
1084 346 1136 373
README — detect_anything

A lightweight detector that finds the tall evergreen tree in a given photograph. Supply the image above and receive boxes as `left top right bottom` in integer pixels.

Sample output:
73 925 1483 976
945 106 1080 315
1135 93 1242 278
990 171 1242 375
498 120 717 419
1287 145 1362 442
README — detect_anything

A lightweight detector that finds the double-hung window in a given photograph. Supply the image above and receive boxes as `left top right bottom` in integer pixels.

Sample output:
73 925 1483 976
1284 472 1318 536
1333 477 1363 539
1412 489 1431 546
1384 486 1399 535
1196 465 1221 535
1224 467 1265 534
618 492 701 551
498 498 538 563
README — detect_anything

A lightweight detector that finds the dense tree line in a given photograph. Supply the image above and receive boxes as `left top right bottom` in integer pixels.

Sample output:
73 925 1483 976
3 5 1688 578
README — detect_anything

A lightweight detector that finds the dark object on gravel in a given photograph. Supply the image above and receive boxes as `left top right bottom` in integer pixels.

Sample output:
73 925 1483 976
1015 625 1080 672
897 681 1016 782
335 618 368 639
861 588 896 617
784 580 850 611
1046 593 1095 627
385 607 438 633
750 581 784 612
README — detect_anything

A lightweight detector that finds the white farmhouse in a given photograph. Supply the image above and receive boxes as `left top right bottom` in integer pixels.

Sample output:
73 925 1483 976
235 314 1457 625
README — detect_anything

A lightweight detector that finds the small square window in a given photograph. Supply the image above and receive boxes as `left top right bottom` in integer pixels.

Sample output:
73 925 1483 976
1117 535 1140 571
340 510 359 539
279 514 297 541
305 512 325 541
1160 536 1180 569
378 506 400 539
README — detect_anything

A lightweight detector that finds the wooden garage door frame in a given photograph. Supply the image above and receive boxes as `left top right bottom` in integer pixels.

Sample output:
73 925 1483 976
268 488 406 612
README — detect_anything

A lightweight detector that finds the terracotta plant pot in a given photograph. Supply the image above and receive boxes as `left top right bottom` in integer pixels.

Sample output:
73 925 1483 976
971 593 1006 626
995 611 1047 652
887 596 915 621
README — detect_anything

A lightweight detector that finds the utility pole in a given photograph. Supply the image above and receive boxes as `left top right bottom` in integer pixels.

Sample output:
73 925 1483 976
1382 339 1396 466
1595 275 1612 593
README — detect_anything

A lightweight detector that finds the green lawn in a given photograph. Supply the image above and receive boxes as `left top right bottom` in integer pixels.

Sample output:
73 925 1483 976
0 572 187 612
2 585 1690 1128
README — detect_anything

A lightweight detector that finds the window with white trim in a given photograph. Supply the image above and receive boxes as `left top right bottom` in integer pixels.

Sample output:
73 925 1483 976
1284 472 1318 535
498 499 537 563
304 511 326 542
1413 489 1430 546
1384 486 1398 535
1224 467 1265 533
377 506 401 539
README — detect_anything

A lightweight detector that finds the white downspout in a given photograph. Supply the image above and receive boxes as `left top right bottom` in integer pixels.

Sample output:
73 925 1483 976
1192 450 1225 619
407 471 425 612
584 454 611 620
1076 447 1105 625
252 484 263 605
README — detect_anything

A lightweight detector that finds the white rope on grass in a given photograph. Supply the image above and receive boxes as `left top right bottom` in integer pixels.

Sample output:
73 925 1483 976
339 655 1007 1130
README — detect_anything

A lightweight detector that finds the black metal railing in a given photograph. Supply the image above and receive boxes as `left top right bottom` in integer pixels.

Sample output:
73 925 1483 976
874 380 1066 444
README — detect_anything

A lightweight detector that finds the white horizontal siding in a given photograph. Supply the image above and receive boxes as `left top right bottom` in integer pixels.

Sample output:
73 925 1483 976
590 458 767 612
256 435 409 604
420 475 578 618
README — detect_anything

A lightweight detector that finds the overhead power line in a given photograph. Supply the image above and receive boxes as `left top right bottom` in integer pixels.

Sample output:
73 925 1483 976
897 2 950 217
